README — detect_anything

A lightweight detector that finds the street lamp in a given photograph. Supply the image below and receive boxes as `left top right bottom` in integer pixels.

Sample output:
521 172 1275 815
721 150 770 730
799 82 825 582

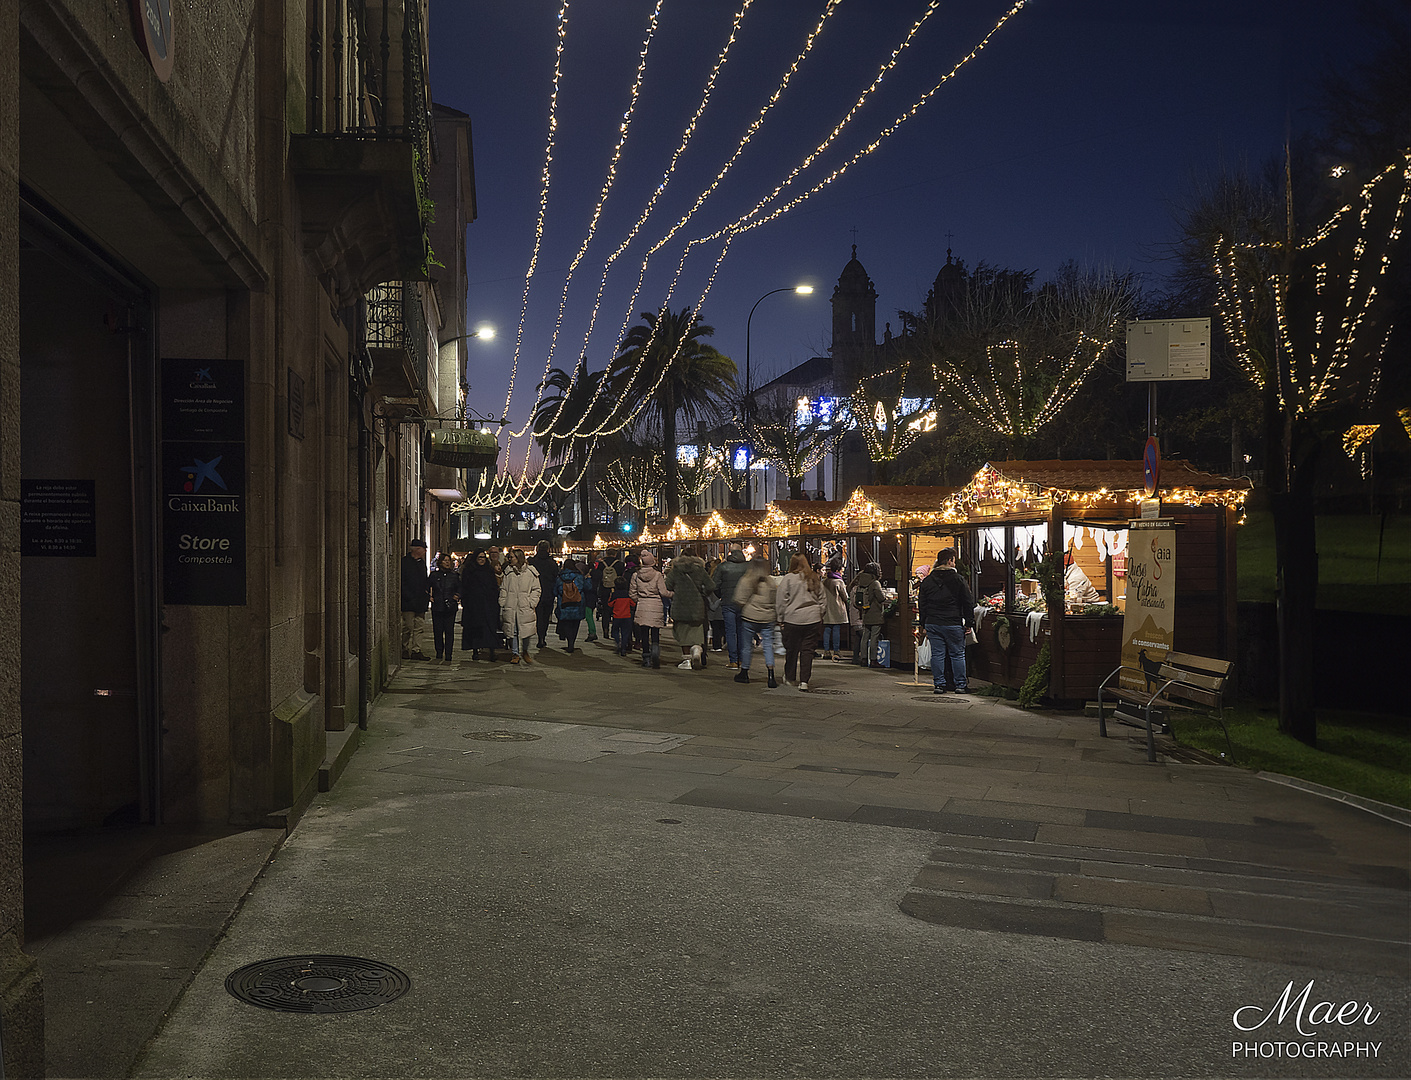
742 284 814 508
745 285 813 396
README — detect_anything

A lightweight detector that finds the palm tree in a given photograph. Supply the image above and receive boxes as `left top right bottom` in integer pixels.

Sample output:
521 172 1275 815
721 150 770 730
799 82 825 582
532 359 609 527
610 306 737 520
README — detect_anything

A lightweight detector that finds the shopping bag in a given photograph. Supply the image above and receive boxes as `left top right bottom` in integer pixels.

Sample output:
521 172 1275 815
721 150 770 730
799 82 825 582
915 636 931 670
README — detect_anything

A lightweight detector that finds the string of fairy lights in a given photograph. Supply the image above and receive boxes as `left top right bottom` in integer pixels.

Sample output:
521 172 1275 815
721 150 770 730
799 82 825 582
934 331 1113 440
1214 151 1411 421
513 0 667 456
498 0 570 432
462 1 1035 511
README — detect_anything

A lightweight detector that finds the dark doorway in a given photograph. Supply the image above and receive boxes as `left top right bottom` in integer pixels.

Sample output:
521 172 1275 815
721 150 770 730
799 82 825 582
19 200 159 832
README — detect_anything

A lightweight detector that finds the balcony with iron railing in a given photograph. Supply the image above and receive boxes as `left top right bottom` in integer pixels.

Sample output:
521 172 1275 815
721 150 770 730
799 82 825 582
291 0 433 308
365 280 433 406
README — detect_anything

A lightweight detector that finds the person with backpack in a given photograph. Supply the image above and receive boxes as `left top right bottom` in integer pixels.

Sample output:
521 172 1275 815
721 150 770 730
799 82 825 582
851 562 887 668
554 557 590 654
597 553 619 628
917 547 976 694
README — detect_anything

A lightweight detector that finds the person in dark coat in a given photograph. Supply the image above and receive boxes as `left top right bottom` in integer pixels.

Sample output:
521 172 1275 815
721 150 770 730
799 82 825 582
529 539 559 650
427 553 461 663
917 547 976 694
460 549 502 660
554 557 591 653
400 539 430 660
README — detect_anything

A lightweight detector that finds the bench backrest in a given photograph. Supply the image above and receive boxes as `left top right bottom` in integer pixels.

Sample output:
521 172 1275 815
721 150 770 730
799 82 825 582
1157 653 1231 710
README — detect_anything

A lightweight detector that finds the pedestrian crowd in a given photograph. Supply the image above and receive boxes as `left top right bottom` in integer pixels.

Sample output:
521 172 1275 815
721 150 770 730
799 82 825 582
398 537 977 694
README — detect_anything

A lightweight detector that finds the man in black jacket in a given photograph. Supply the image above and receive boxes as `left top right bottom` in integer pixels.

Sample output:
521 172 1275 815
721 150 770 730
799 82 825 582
529 540 560 649
916 547 975 694
400 539 430 660
711 542 750 669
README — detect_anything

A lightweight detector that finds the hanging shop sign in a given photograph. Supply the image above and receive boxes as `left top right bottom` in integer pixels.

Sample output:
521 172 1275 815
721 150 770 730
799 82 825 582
161 358 245 605
1118 520 1176 693
20 479 97 557
424 427 500 469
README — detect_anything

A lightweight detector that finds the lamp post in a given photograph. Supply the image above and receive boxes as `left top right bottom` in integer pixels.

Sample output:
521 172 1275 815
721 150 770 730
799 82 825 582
741 285 813 508
438 324 496 423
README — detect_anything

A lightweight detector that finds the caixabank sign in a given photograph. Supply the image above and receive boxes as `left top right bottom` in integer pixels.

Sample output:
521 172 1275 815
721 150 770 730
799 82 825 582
161 359 246 605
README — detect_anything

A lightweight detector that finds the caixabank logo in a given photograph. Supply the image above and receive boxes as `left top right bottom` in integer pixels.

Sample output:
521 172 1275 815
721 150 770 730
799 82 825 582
1232 980 1383 1062
162 442 245 603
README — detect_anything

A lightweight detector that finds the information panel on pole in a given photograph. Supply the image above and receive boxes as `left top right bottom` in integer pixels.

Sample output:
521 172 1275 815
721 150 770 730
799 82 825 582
1126 318 1211 382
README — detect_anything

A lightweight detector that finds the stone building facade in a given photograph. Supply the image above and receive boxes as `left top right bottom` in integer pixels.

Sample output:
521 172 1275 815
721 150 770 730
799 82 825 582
2 2 475 1071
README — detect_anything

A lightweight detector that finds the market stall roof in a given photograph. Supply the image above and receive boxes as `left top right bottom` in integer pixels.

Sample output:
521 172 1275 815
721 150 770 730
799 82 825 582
634 508 770 545
942 459 1252 522
762 499 847 535
835 485 962 530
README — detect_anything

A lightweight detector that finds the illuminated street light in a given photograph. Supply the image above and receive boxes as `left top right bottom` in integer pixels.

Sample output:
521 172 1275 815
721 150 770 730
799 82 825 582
742 284 815 507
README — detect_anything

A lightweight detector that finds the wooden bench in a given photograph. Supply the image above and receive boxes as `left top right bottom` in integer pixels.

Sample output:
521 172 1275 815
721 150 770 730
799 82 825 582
1097 651 1233 762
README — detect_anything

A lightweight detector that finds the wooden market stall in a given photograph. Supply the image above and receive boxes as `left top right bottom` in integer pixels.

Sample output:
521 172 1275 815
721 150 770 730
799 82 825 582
945 460 1250 702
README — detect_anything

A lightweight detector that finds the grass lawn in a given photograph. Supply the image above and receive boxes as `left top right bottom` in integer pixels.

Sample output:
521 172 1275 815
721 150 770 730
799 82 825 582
1237 510 1411 614
1171 705 1411 810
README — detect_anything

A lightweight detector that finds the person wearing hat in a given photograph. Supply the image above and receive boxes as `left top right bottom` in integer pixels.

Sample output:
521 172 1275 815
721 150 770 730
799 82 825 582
400 539 430 660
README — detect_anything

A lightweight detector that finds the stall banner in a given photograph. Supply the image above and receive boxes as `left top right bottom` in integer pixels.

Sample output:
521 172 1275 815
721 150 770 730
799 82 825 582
161 358 246 605
1119 520 1176 693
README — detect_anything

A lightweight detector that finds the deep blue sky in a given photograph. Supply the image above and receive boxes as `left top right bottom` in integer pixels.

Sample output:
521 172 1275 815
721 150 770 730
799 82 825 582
430 0 1374 440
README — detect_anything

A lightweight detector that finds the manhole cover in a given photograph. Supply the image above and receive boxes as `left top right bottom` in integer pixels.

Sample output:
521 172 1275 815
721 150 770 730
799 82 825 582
225 955 410 1013
806 689 853 696
463 730 542 742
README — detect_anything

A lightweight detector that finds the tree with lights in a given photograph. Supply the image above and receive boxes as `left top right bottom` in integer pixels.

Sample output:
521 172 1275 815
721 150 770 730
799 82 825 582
610 306 737 521
907 261 1140 458
745 394 842 499
1184 148 1410 745
844 365 936 486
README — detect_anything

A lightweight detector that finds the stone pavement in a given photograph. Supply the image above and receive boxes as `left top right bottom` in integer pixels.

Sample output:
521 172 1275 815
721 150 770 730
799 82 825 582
32 631 1411 1077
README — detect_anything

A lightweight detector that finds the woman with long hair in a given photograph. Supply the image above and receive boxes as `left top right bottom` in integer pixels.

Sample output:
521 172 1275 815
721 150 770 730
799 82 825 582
775 553 826 690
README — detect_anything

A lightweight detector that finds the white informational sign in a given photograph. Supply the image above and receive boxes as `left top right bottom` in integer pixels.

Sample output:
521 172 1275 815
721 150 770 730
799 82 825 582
1126 318 1211 382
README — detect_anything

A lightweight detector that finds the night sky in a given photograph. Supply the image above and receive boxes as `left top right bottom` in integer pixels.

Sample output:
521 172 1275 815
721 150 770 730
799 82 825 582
429 0 1374 448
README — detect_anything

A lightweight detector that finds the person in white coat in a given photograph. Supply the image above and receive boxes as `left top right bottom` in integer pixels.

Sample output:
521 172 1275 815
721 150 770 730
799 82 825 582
498 547 542 664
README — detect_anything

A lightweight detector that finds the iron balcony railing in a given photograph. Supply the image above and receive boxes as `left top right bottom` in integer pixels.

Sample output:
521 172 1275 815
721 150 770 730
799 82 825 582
364 281 430 395
308 0 431 181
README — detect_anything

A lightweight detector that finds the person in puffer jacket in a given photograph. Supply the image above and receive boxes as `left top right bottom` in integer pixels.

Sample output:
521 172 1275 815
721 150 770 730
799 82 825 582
629 551 671 669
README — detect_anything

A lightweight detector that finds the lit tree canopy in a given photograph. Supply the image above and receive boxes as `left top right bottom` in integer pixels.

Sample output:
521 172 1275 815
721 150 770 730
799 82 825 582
746 393 843 498
915 261 1140 455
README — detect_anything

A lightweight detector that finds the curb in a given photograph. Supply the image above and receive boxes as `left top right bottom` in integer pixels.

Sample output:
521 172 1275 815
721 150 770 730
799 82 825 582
1257 771 1411 828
